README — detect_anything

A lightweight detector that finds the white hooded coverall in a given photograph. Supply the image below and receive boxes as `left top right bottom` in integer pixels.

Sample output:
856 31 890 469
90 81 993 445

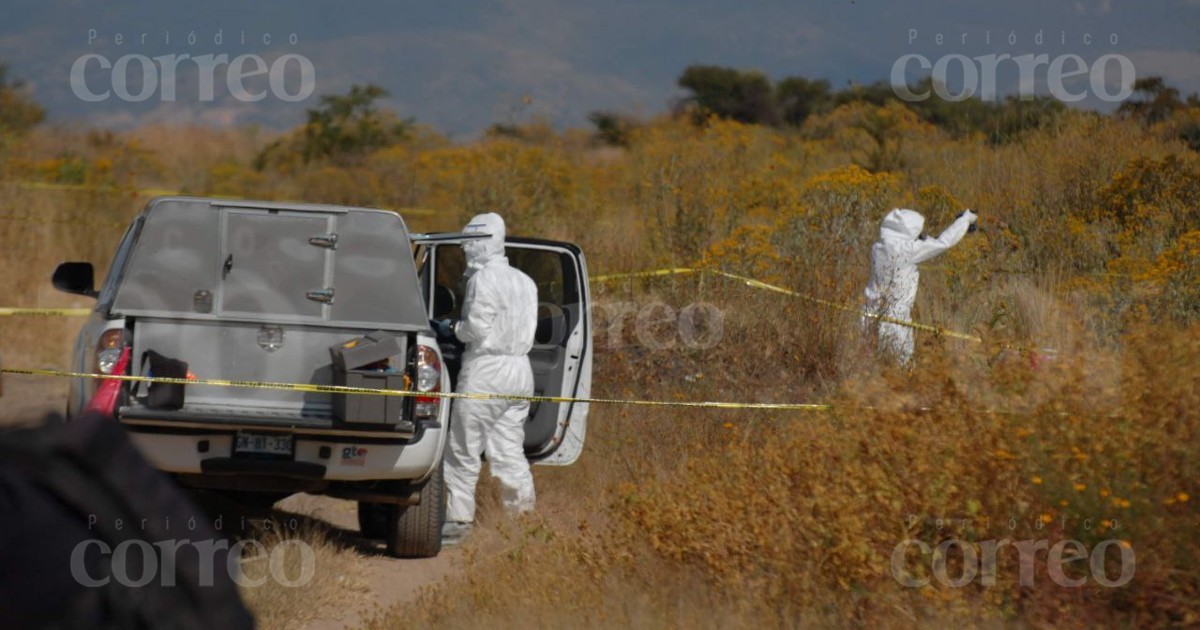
444 213 540 524
863 208 976 364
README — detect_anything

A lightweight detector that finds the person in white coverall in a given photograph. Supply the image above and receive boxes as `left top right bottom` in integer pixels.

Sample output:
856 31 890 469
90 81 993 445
863 208 977 364
436 213 539 545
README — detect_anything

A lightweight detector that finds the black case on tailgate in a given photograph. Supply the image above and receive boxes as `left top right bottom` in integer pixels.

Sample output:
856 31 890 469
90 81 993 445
329 331 408 426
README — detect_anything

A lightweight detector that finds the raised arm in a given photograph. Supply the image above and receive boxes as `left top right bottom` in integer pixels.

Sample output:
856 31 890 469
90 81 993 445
910 210 977 264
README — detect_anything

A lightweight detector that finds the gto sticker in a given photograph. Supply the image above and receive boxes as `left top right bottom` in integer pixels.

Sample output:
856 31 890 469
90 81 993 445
341 446 368 466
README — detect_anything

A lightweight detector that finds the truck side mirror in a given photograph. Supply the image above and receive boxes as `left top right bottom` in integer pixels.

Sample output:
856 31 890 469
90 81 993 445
52 262 98 298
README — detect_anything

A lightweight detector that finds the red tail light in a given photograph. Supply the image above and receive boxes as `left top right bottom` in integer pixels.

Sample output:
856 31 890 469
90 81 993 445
95 328 130 375
83 346 130 418
413 344 441 420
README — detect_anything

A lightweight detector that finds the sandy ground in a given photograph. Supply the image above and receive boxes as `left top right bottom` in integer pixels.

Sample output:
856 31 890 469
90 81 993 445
277 493 461 630
0 375 68 427
0 375 462 629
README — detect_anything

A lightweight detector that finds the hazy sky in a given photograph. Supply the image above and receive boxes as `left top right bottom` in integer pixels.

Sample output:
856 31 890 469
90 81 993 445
1 0 1197 136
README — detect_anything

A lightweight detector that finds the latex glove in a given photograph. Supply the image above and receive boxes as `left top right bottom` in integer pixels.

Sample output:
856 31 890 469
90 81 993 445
430 319 454 338
958 209 979 233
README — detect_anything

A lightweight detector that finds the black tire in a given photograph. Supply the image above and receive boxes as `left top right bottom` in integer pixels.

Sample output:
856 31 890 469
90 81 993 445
357 501 390 540
385 459 446 558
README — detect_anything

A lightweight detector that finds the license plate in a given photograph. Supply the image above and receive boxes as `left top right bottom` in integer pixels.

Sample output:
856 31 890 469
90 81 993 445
234 432 294 457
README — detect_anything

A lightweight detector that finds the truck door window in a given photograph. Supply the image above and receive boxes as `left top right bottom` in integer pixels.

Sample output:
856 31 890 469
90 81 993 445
433 246 466 319
433 245 571 343
507 249 569 345
96 218 143 309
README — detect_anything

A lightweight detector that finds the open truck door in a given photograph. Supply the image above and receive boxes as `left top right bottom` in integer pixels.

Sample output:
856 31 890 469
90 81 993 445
416 235 592 466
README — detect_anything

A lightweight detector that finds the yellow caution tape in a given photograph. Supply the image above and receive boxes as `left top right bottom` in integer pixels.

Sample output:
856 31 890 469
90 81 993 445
4 181 438 217
592 267 984 343
138 187 199 198
390 207 439 217
7 181 133 194
711 269 983 342
0 308 93 317
6 181 230 199
0 265 984 342
0 269 696 316
589 268 700 283
0 212 128 228
0 366 832 411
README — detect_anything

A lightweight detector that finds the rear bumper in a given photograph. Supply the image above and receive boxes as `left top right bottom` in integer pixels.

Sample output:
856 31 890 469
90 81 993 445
125 423 445 482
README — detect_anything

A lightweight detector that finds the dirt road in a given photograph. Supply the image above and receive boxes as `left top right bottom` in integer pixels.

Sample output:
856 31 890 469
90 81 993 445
276 494 460 630
0 375 461 629
0 375 67 427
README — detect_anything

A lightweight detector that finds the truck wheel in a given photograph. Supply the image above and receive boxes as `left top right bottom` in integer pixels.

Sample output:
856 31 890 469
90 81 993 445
386 460 445 558
357 502 389 540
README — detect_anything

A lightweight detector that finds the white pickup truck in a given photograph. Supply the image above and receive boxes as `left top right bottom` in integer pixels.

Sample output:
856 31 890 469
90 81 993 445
53 196 593 557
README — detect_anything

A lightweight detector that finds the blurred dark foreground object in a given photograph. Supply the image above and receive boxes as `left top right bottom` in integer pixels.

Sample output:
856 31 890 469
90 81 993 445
0 413 254 629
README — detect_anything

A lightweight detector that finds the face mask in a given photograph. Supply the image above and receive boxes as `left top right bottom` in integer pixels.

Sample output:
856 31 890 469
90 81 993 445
460 214 503 275
463 239 482 268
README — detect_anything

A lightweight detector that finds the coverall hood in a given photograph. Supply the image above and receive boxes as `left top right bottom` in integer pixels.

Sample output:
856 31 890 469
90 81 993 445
879 209 925 241
463 213 507 269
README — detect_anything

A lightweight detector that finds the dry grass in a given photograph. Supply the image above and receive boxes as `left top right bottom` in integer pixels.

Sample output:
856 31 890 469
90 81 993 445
365 324 1199 628
2 102 1199 627
235 519 372 629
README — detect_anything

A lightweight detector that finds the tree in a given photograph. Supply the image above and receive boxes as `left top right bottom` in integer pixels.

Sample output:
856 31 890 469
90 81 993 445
854 102 916 173
1118 76 1187 124
587 111 639 147
776 77 832 127
985 96 1066 143
255 84 413 170
0 62 45 137
1179 123 1200 153
902 79 1065 143
300 84 413 163
831 80 896 108
669 65 1065 144
676 65 779 125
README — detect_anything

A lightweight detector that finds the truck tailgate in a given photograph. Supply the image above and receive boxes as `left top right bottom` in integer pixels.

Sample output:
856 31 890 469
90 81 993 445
125 318 393 422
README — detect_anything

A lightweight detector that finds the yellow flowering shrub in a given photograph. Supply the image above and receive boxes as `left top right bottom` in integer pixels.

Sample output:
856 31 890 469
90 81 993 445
5 97 1200 629
625 118 796 262
1144 230 1200 321
401 138 579 232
